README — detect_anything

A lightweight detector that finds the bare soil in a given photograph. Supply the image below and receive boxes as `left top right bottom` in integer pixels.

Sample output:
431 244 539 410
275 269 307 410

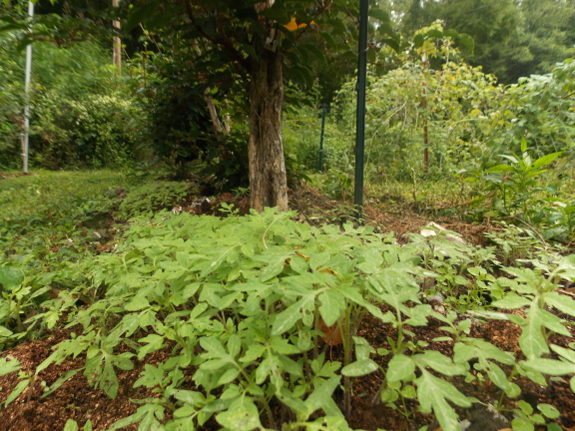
1 183 574 431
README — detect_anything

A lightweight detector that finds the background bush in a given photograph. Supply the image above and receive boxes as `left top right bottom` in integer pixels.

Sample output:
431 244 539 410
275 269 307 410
0 32 25 170
0 39 147 170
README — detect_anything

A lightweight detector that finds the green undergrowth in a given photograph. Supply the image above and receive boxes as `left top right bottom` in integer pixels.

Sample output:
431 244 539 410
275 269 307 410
1 170 127 231
0 171 215 349
0 171 131 344
0 205 574 431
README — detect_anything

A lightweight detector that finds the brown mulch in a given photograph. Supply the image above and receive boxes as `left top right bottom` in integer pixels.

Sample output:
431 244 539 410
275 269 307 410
1 182 573 431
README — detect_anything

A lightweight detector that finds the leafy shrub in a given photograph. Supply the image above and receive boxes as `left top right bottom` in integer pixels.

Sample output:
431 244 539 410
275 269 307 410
0 40 148 170
0 33 25 170
14 208 574 431
504 58 575 157
33 90 142 169
129 51 249 191
0 171 130 348
117 181 191 219
333 58 504 182
462 138 562 220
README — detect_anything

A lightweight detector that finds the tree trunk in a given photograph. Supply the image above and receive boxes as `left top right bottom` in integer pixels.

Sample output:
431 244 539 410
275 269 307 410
204 88 225 142
248 35 288 212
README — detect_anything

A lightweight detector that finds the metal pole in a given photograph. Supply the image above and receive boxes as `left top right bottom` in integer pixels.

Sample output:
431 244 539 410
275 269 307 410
22 1 34 174
354 0 369 210
112 0 121 76
318 103 327 171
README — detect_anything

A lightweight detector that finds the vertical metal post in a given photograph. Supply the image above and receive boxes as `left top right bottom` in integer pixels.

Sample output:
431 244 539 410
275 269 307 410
354 0 369 210
22 1 34 174
318 103 327 171
112 0 121 76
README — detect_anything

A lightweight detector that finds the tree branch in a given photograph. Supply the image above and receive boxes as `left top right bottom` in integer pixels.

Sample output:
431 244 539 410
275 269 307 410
184 0 250 71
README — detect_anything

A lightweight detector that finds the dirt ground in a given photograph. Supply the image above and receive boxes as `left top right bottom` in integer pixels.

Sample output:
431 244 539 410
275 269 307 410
1 183 573 431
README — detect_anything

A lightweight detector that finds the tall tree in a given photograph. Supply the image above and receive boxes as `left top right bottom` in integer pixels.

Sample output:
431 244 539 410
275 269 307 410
513 0 575 79
398 0 575 83
2 0 401 210
119 0 399 211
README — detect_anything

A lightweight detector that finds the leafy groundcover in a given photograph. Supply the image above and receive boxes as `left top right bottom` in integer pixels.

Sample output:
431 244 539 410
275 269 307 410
1 207 575 431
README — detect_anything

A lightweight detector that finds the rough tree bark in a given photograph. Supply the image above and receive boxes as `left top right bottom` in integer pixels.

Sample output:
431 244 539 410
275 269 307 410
204 88 226 142
248 34 289 212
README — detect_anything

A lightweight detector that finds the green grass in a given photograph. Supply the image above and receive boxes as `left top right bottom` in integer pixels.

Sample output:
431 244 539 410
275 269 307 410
0 170 129 222
1 170 133 280
0 171 135 347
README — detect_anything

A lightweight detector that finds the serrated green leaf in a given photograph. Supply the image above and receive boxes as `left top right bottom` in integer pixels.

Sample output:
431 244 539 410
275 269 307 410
550 344 575 364
381 387 399 403
124 295 150 311
270 337 300 355
200 359 229 371
416 370 470 431
64 419 79 431
453 340 515 366
305 375 342 416
485 363 510 391
354 336 375 361
418 370 473 410
0 267 24 291
341 359 379 377
100 360 119 398
138 334 166 359
318 290 345 327
240 343 266 363
491 293 531 309
200 336 227 356
523 358 575 375
506 382 521 398
216 398 262 431
387 354 415 382
544 292 575 317
174 389 205 406
538 403 560 419
519 307 549 359
401 384 417 399
511 418 534 431
0 325 13 337
259 251 290 282
0 356 20 376
416 351 466 376
255 356 274 384
271 294 315 336
217 367 240 386
5 379 29 406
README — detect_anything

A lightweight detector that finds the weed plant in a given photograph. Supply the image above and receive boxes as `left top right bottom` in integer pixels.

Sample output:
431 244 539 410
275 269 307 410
117 181 192 220
1 173 575 431
0 171 131 347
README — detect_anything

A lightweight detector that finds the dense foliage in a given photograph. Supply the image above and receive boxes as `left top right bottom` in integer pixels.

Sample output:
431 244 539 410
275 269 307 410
1 173 575 431
396 0 575 84
0 37 146 170
0 2 574 428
